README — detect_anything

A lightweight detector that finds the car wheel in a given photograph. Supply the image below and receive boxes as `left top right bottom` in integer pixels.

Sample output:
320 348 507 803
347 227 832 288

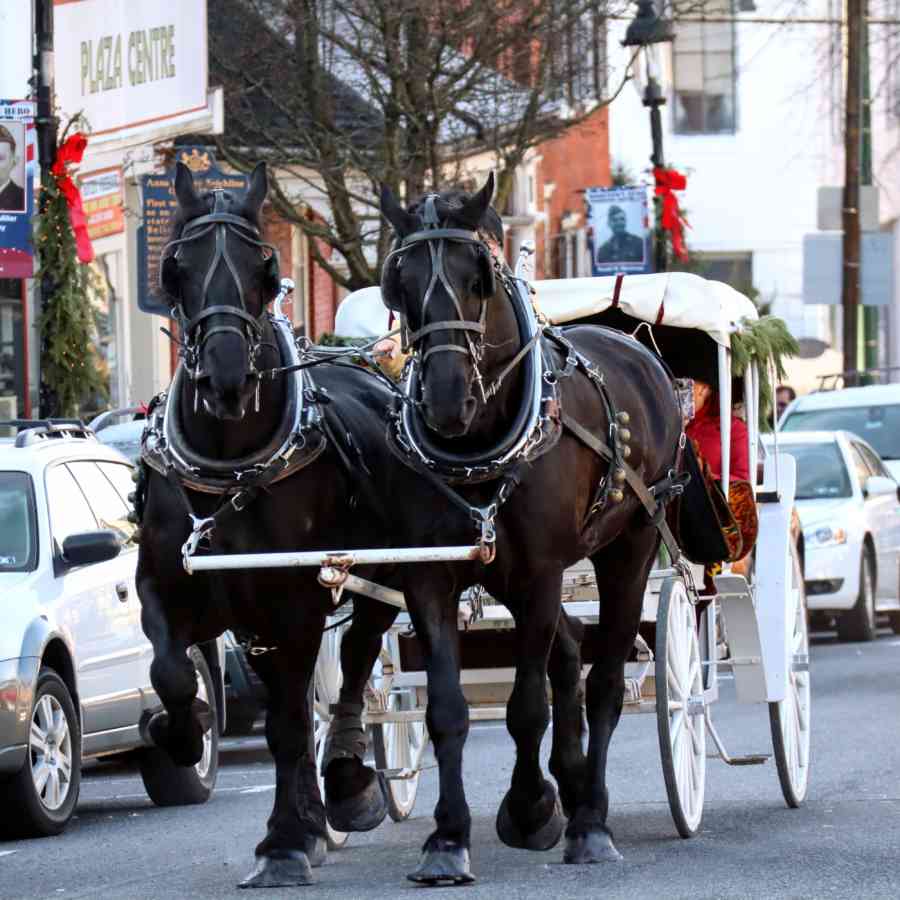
0 668 81 838
139 646 219 806
838 551 877 642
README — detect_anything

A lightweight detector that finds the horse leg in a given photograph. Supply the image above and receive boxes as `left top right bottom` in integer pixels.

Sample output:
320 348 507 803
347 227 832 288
495 574 566 851
547 608 587 819
323 598 397 832
564 525 659 864
139 575 208 765
405 582 475 886
240 627 327 888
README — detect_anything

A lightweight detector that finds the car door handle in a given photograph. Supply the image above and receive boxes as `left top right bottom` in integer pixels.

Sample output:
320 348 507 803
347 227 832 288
116 582 129 602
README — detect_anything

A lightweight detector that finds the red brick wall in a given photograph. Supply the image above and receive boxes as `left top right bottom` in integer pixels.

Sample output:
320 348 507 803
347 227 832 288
534 106 611 277
310 239 337 339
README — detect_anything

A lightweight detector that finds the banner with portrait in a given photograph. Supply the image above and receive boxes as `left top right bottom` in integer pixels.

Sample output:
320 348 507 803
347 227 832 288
0 100 36 278
586 185 650 277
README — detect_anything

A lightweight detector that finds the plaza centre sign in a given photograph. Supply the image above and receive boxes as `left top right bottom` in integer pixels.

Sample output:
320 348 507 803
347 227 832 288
54 0 207 138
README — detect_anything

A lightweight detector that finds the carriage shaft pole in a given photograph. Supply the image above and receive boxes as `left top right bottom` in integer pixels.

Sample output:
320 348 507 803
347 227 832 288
183 544 484 574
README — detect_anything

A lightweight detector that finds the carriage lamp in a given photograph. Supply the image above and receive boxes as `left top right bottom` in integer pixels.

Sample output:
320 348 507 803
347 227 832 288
622 0 675 272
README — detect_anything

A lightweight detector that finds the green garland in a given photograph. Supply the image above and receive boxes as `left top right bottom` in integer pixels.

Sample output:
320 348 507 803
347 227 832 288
731 316 799 429
36 170 105 417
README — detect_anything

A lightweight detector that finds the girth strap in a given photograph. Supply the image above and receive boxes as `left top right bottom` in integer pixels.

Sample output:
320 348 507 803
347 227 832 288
561 412 681 563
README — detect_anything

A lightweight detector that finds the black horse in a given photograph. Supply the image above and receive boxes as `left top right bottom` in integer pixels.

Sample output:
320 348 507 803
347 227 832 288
374 174 684 872
135 162 585 888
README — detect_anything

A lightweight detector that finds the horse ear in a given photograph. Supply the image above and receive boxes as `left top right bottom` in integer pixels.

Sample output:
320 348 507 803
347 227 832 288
457 172 495 231
380 183 417 237
243 162 268 217
174 162 199 209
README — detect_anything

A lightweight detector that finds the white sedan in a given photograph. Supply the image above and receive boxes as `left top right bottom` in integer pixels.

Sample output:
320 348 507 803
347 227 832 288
764 430 900 641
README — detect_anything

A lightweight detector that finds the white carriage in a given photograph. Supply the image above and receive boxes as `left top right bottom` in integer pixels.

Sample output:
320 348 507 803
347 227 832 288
184 266 810 845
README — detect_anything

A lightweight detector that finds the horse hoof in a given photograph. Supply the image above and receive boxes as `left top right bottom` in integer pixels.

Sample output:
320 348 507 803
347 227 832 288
407 845 475 886
306 835 327 868
239 851 314 888
563 831 623 865
326 771 388 832
496 789 565 851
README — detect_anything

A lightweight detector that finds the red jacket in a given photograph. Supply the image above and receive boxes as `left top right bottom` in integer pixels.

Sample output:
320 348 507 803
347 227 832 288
685 404 750 483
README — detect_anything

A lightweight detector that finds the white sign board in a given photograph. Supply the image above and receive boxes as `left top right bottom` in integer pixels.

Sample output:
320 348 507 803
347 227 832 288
0 4 32 101
817 186 880 232
802 232 894 306
54 0 208 138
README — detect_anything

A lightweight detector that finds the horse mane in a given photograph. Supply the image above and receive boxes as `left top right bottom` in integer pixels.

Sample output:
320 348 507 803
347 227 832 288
406 187 504 244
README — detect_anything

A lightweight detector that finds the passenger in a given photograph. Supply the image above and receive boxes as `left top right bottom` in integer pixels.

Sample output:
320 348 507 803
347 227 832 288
685 379 749 484
684 379 756 580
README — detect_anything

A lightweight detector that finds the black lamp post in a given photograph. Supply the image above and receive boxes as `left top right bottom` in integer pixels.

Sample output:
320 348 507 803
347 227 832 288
622 0 675 273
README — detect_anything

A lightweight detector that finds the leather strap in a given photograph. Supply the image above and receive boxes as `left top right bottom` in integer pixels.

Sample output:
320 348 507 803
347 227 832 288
561 411 681 563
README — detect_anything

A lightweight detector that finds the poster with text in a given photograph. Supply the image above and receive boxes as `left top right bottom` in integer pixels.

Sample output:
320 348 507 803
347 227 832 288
586 186 650 276
0 100 36 278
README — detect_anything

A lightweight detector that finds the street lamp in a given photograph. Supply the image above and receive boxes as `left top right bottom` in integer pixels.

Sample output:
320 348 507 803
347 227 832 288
622 0 675 272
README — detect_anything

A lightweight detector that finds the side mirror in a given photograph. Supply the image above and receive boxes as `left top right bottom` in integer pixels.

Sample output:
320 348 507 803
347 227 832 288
863 475 897 498
61 530 122 568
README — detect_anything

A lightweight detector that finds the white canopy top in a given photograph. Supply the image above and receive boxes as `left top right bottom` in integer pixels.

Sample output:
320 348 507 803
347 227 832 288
334 272 758 349
530 272 758 348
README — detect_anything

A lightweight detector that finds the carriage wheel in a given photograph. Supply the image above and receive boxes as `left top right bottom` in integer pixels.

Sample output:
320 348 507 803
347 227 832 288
768 545 811 808
314 623 350 851
655 576 707 838
372 690 427 821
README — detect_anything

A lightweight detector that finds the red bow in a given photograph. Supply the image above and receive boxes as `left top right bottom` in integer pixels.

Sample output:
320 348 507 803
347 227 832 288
51 132 94 264
653 167 689 262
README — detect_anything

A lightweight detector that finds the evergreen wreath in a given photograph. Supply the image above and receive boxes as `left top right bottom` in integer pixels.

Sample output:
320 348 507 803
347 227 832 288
36 118 105 417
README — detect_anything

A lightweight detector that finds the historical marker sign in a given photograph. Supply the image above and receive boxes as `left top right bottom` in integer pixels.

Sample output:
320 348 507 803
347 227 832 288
137 146 248 312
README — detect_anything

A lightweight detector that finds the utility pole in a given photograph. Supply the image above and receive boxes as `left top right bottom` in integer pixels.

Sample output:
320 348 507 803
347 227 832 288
860 0 878 376
33 0 57 416
841 0 863 377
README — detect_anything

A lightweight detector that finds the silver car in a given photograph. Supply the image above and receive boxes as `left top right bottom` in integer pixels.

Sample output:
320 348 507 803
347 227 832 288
0 420 224 838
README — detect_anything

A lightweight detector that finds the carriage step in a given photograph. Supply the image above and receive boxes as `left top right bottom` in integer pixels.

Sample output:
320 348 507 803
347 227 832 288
718 753 770 767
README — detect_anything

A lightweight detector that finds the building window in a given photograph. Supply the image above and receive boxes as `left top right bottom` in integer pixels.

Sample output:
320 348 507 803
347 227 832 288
0 280 26 420
672 0 737 134
687 252 753 295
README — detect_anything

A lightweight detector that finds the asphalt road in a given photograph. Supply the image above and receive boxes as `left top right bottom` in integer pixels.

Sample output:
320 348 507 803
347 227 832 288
2 627 899 900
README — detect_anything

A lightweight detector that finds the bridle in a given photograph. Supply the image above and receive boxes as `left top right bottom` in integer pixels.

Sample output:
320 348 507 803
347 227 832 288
384 195 494 401
160 190 280 398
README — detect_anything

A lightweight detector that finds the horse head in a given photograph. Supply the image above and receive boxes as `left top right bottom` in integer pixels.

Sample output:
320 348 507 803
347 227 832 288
380 174 508 437
160 162 280 420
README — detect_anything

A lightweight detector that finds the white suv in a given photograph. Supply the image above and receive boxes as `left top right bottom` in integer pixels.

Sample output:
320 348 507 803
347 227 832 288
0 421 222 838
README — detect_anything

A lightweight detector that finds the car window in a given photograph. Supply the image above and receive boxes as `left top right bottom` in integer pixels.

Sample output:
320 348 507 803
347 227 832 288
781 403 900 460
857 443 891 480
96 461 135 507
0 472 37 572
67 461 135 545
45 465 98 550
780 442 853 500
848 444 872 490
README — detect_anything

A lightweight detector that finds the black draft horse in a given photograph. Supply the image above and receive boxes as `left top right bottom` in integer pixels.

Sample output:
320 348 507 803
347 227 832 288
374 174 684 872
135 162 585 888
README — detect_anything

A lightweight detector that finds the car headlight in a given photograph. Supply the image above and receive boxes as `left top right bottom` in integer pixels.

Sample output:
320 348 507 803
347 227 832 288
803 525 847 547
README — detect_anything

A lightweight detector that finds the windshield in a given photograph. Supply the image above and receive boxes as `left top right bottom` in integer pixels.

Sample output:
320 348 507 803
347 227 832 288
781 404 900 460
778 443 852 500
0 472 37 571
